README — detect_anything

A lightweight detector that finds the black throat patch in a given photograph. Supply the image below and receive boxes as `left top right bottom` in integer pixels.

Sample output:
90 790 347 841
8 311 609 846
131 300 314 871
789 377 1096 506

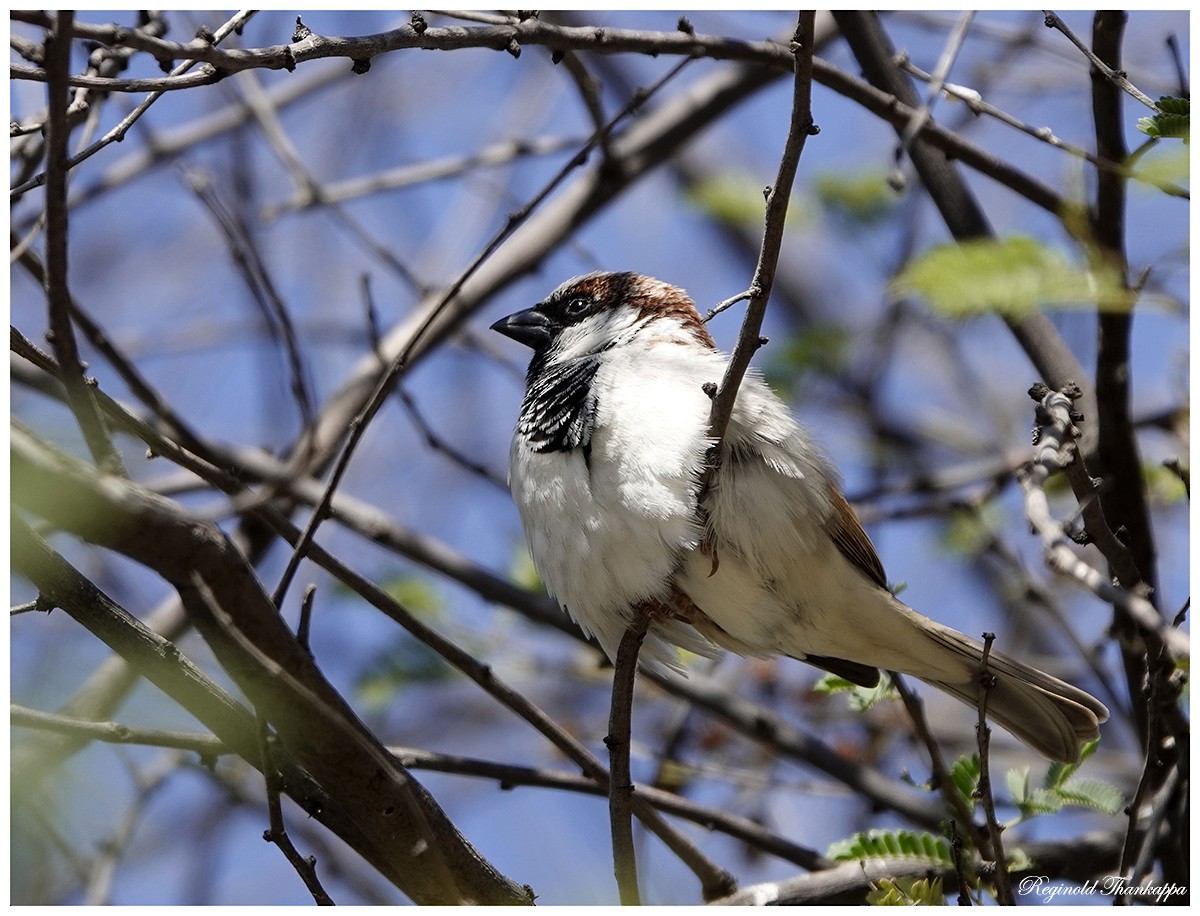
517 354 600 453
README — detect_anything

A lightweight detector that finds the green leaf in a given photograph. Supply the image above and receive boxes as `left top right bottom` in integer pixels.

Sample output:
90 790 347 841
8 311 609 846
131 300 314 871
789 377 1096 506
867 876 946 906
814 169 899 225
1007 766 1063 817
811 671 898 711
1044 736 1098 789
1053 777 1124 815
1005 846 1034 873
829 828 955 868
892 236 1132 317
950 754 980 814
1137 96 1190 143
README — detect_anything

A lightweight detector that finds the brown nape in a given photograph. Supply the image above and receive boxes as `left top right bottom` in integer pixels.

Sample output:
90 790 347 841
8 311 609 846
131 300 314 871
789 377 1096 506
624 274 716 350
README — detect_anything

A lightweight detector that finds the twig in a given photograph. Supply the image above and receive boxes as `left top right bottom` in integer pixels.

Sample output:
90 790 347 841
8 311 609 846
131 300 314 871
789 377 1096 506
1164 33 1188 97
973 634 1013 906
606 609 651 905
895 55 1187 199
703 288 754 323
40 10 126 476
890 674 986 853
397 388 509 489
698 11 818 500
183 168 317 457
1041 11 1159 110
388 743 827 871
1020 384 1188 660
713 829 1125 905
10 10 258 200
263 134 585 218
893 11 974 188
12 703 227 757
257 711 336 904
947 819 974 905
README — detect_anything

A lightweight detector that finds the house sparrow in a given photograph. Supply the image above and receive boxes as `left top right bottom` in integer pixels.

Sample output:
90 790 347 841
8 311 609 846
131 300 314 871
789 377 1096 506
492 271 1108 763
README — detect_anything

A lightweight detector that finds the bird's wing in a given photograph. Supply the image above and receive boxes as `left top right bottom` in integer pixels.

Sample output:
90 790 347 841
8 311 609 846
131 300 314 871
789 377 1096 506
822 484 889 589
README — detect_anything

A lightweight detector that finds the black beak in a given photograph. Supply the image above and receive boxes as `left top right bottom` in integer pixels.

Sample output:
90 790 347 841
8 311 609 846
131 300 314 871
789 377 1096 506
490 306 554 350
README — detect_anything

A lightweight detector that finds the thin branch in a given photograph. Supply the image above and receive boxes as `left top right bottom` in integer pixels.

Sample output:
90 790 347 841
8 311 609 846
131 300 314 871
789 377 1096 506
1042 11 1159 109
397 388 509 489
10 10 258 200
947 819 974 906
699 12 817 500
1019 384 1188 661
606 609 651 905
184 169 317 459
891 674 987 853
895 55 1187 199
714 830 1125 905
893 10 975 187
40 10 126 476
12 704 227 757
257 712 336 905
263 134 586 218
297 584 317 656
387 745 828 871
973 634 1013 906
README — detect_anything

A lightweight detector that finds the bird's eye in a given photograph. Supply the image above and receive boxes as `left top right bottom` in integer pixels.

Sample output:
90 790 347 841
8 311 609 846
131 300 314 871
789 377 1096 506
563 296 592 318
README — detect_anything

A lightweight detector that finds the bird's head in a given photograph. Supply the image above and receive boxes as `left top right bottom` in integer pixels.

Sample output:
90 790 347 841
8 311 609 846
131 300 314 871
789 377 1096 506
491 272 715 364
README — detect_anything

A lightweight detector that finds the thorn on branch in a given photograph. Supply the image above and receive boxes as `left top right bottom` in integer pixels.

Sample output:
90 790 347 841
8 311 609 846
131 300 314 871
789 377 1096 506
551 49 565 65
677 16 695 35
195 25 215 44
409 11 428 35
507 37 522 59
351 58 371 75
292 16 312 42
297 584 317 656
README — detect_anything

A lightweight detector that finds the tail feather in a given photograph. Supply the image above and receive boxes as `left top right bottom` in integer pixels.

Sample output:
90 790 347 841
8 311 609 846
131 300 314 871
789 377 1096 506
920 623 1109 763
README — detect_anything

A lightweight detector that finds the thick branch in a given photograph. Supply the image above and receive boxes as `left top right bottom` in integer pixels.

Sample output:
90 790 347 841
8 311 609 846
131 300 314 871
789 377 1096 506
11 426 532 906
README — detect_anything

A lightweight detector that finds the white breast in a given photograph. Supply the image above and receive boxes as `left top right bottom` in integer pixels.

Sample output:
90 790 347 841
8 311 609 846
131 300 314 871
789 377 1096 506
508 341 724 665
